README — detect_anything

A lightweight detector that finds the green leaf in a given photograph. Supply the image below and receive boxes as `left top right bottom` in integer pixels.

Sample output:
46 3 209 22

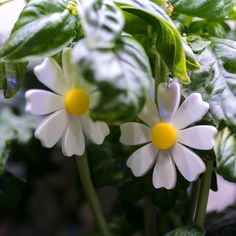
183 38 236 126
0 0 78 62
165 226 204 236
72 35 152 122
114 0 190 83
87 142 128 187
79 0 124 48
0 62 27 98
214 127 236 182
0 108 37 174
170 0 235 19
182 38 200 71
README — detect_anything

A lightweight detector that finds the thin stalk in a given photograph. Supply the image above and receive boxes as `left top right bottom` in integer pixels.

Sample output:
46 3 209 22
193 160 214 229
144 197 158 236
188 180 201 224
76 152 112 236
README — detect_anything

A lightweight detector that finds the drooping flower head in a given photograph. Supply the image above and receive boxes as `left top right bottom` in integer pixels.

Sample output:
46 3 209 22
25 48 109 157
120 82 217 189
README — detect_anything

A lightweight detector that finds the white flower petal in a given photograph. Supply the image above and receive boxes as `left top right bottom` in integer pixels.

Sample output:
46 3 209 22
178 125 217 150
62 118 85 157
62 48 81 88
35 110 68 148
172 93 209 129
25 89 63 115
171 143 206 182
152 151 177 189
34 58 69 95
80 115 109 144
138 100 160 127
120 122 151 145
126 143 158 177
158 82 181 122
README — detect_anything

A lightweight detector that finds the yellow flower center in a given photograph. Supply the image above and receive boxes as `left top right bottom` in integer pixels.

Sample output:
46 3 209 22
64 88 90 116
151 123 177 149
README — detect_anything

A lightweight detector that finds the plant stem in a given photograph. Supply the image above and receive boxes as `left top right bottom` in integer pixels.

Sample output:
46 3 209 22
76 152 112 236
193 160 214 229
144 197 158 236
188 180 201 224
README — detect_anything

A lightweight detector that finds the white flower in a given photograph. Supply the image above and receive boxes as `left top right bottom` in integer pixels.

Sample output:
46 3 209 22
120 82 217 189
25 48 110 157
0 0 26 47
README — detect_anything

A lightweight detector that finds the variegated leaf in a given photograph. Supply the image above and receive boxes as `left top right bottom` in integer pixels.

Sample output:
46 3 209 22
72 36 152 122
79 0 124 48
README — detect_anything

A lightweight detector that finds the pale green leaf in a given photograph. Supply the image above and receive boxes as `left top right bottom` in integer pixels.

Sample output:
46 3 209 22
72 35 152 122
79 0 124 48
215 127 236 182
184 38 236 126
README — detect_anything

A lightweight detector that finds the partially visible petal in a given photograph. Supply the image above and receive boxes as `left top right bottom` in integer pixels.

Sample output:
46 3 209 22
172 93 209 129
35 110 68 148
152 150 176 189
138 100 160 127
81 79 97 94
178 126 217 150
80 115 109 144
89 90 101 109
62 48 81 88
171 143 206 182
120 122 151 145
25 89 63 115
127 143 158 177
158 82 181 122
34 58 69 95
62 118 85 157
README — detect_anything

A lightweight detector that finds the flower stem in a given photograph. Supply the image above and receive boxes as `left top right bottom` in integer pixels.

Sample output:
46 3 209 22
144 197 158 236
188 180 201 224
76 152 112 236
193 160 214 229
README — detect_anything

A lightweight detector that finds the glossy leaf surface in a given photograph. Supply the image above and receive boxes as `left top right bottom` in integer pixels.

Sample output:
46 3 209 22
114 0 190 83
72 36 152 122
0 0 77 62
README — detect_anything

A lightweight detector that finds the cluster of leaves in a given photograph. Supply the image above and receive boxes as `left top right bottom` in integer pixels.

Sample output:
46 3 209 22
0 0 236 235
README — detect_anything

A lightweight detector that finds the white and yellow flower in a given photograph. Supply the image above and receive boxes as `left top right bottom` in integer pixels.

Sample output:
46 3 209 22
120 82 217 189
25 48 109 157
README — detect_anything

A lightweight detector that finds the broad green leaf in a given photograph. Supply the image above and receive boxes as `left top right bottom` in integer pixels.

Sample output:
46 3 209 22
165 226 204 236
0 108 37 174
72 36 152 122
79 0 124 48
114 0 190 83
182 38 200 71
0 62 27 98
0 0 77 62
214 127 236 182
170 0 235 19
184 38 236 126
